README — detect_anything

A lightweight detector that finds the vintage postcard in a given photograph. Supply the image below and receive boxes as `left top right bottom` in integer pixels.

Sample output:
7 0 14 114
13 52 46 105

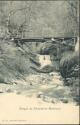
0 0 79 124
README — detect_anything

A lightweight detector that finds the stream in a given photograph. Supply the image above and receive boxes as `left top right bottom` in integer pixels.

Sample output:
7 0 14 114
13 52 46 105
0 55 73 104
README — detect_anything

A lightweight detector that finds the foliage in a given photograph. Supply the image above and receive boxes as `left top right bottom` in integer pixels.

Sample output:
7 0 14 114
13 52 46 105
0 39 39 84
60 51 79 78
0 1 79 38
59 49 79 104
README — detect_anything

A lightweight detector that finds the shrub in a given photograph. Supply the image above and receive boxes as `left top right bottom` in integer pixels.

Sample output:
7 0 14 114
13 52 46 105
59 51 79 79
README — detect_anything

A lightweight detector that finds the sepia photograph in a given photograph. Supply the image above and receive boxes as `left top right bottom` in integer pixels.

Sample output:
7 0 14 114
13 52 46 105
0 0 79 124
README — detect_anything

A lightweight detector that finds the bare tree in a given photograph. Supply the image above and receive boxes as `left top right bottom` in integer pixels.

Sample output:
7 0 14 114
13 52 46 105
5 1 34 39
67 0 79 36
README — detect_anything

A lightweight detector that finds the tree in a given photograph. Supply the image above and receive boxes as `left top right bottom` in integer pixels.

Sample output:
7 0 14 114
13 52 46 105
6 1 34 38
0 1 79 38
67 0 79 36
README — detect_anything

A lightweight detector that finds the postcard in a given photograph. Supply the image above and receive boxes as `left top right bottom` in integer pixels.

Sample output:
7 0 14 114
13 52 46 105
0 0 79 124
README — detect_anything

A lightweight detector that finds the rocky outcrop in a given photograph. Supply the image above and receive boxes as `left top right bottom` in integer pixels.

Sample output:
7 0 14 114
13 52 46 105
30 65 55 73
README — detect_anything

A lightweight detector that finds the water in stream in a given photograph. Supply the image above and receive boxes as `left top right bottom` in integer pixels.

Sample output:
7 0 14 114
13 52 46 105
0 55 73 104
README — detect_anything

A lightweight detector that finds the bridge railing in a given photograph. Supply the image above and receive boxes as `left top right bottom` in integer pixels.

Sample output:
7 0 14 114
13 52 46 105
13 37 77 44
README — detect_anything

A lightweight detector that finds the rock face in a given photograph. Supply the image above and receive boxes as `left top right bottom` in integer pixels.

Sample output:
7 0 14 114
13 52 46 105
0 39 40 84
31 65 55 73
60 52 79 79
